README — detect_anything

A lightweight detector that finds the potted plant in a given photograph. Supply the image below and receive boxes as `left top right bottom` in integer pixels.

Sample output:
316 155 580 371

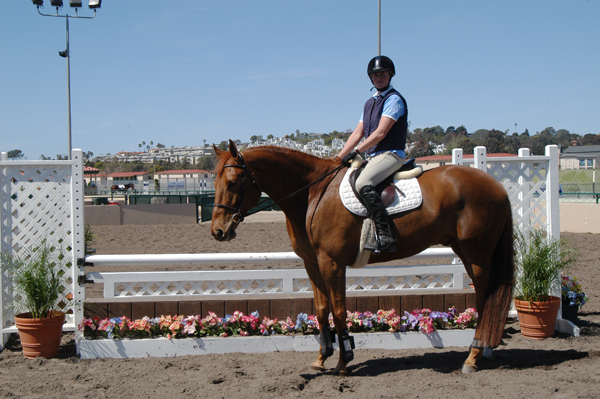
561 272 588 323
513 228 577 339
84 223 97 255
1 241 69 358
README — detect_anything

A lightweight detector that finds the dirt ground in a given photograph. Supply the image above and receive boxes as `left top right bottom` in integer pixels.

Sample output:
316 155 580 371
1 213 599 398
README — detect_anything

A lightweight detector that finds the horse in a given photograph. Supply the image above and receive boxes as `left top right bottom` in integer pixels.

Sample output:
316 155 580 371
111 183 135 192
210 140 514 375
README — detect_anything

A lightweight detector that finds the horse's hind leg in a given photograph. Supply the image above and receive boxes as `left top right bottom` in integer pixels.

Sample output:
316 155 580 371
450 243 490 373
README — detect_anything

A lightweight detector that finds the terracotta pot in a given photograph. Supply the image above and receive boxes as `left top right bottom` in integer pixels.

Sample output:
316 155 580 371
514 296 560 340
14 312 65 359
561 300 579 323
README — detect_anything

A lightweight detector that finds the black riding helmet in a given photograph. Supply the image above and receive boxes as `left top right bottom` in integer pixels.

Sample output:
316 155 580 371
367 55 396 80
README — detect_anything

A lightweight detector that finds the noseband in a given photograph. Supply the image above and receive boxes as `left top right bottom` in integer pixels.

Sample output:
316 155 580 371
213 152 261 225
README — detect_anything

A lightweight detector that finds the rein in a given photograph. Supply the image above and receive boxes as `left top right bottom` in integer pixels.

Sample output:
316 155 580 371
213 153 344 225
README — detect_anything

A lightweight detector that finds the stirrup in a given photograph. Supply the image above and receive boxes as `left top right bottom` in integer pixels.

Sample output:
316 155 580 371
364 238 397 254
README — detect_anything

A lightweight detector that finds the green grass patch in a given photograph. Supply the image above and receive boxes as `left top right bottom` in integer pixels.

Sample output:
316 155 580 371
559 169 598 184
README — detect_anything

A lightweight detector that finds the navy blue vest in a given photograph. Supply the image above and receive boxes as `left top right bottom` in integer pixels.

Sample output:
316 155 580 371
362 89 408 156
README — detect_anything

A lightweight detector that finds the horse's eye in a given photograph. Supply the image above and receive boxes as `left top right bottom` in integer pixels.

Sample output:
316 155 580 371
227 180 237 189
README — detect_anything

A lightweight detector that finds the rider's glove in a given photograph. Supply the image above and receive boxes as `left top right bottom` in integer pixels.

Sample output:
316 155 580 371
341 151 358 167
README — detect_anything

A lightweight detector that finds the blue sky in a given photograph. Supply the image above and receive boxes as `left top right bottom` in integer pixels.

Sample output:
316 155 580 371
1 0 599 159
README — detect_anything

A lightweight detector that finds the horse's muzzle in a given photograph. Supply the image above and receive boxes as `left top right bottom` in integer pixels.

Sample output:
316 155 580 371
213 226 236 242
212 212 244 242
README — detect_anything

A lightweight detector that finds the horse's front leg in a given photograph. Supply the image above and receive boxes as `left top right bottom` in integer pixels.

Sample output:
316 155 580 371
318 257 353 376
308 281 333 372
302 259 334 372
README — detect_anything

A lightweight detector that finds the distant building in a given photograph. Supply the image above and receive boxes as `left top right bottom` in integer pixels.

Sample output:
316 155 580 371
247 136 344 157
560 145 600 170
107 171 151 183
153 169 214 191
97 146 214 164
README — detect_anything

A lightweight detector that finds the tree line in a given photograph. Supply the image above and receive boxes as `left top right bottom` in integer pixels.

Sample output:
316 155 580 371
6 126 600 173
407 126 600 158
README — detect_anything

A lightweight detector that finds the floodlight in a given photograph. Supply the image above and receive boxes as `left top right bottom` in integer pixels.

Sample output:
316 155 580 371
70 0 82 7
32 0 44 6
88 0 101 9
50 0 63 6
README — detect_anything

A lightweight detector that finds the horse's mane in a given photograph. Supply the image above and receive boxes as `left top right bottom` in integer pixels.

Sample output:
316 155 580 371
216 145 338 174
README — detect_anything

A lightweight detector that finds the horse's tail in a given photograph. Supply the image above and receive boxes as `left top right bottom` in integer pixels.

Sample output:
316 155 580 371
479 206 515 348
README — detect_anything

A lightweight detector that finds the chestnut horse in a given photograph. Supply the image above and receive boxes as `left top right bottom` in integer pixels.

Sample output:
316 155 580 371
211 140 514 375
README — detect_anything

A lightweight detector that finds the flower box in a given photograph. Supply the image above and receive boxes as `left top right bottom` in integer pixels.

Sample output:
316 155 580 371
76 329 475 359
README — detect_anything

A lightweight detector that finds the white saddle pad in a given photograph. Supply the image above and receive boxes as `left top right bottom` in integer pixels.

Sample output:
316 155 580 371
339 168 423 216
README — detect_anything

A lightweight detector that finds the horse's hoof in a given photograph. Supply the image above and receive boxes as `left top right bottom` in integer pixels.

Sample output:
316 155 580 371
310 362 326 372
461 363 478 374
333 361 349 376
333 366 350 377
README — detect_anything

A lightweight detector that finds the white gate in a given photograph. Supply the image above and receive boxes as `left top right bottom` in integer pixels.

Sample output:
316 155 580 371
1 150 86 348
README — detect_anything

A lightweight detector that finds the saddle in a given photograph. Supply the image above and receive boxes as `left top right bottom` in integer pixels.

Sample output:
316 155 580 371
348 155 423 207
341 154 423 268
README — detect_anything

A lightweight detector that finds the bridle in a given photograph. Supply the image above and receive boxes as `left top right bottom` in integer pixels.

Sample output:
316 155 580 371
213 152 261 226
213 151 345 228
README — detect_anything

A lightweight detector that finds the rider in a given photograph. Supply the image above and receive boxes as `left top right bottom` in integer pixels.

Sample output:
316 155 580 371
338 55 408 253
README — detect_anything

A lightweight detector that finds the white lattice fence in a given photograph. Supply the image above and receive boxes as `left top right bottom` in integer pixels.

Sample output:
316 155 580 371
453 145 563 306
1 150 85 349
452 145 560 239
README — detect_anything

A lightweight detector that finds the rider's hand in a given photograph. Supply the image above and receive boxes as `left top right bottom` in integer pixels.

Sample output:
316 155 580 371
341 151 358 167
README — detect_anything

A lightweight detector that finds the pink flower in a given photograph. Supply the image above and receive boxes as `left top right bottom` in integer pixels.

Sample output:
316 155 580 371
182 321 197 335
169 322 182 333
419 317 434 334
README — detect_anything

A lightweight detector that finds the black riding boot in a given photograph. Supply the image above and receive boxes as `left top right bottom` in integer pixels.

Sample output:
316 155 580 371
359 185 397 253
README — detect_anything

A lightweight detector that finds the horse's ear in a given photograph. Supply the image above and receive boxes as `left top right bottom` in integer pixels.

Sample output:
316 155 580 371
213 143 222 157
229 139 240 161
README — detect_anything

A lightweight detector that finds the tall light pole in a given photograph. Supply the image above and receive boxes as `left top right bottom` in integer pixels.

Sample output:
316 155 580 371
378 0 381 56
32 0 101 160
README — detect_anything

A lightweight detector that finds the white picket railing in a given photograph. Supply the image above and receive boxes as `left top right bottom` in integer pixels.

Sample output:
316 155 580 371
85 249 466 299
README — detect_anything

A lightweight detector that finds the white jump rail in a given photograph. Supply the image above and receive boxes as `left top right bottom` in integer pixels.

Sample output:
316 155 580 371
85 247 455 267
85 248 467 299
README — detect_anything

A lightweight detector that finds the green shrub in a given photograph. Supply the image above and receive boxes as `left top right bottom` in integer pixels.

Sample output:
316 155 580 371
514 228 578 303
